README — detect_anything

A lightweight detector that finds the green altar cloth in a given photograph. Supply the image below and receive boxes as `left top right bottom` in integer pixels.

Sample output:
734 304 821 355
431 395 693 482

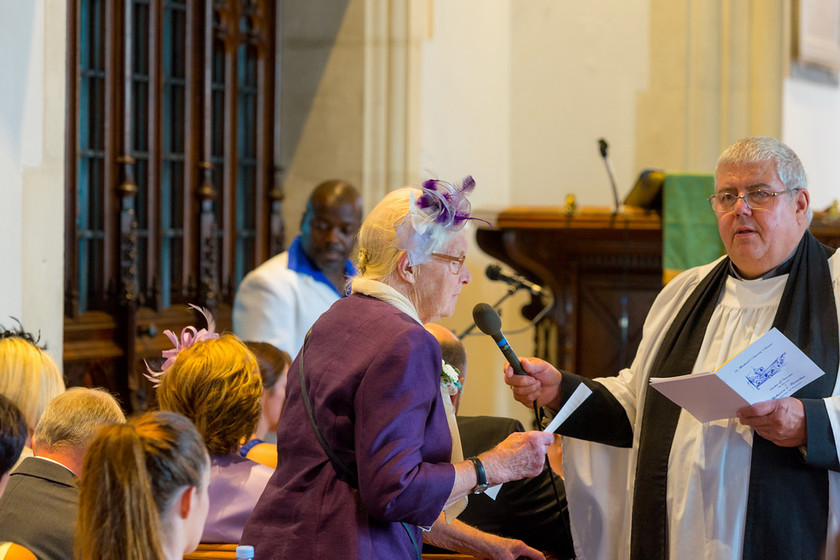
662 173 725 283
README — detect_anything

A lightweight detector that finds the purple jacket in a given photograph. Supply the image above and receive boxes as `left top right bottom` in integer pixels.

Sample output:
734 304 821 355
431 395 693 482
242 293 455 559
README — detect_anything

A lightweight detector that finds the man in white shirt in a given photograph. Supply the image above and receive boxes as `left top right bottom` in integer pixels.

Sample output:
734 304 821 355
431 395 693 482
233 180 362 355
0 387 125 560
505 136 840 560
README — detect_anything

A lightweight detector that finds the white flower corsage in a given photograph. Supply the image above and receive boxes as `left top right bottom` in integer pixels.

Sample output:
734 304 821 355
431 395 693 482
440 360 462 396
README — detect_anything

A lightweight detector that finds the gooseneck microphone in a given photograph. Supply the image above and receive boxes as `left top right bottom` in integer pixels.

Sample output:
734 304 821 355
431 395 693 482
485 264 546 297
598 137 621 214
472 303 527 376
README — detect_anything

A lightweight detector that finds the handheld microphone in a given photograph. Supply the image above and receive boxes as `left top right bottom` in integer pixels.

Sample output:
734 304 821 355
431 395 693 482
597 137 621 214
485 264 546 297
472 303 527 376
473 303 541 424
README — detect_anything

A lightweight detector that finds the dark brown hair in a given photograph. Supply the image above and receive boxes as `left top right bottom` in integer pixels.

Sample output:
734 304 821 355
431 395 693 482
0 394 26 475
76 411 208 560
244 341 291 389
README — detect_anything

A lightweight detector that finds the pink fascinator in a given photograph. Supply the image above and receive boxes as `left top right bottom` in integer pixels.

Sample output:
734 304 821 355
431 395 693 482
144 304 220 386
394 176 489 265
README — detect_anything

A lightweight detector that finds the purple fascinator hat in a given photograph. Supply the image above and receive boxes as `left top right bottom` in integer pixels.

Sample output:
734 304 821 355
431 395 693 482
394 176 488 265
144 303 220 386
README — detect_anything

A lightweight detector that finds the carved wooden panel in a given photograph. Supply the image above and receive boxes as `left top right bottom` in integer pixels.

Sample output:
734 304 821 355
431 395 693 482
65 0 278 412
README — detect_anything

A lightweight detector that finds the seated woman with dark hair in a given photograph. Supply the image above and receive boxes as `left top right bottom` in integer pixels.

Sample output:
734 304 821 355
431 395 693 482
241 341 291 469
76 410 210 560
0 394 35 560
0 394 26 497
148 314 273 543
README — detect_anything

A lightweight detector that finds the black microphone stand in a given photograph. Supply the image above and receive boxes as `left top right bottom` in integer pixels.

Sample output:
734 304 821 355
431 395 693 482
598 138 621 215
457 285 520 339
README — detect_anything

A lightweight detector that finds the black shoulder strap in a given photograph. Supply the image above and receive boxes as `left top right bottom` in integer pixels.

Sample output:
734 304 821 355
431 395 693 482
298 331 358 486
297 331 422 560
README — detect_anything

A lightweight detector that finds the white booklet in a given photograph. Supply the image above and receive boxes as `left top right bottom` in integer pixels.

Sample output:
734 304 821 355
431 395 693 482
649 328 825 423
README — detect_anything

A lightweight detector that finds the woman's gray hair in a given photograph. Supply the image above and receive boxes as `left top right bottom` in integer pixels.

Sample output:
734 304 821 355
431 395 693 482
716 136 811 223
32 387 125 451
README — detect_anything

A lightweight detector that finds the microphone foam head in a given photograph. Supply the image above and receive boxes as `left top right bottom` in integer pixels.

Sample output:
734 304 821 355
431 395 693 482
472 303 502 336
485 264 502 281
598 138 608 158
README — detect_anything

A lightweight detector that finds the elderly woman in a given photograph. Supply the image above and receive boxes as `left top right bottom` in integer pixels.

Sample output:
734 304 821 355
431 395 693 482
242 179 553 559
149 318 273 544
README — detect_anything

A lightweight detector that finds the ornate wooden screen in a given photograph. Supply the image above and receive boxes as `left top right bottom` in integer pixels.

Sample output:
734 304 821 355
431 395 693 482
64 0 282 412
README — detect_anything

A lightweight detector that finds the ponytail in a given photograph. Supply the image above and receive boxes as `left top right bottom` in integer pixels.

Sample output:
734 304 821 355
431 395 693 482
77 423 164 560
76 411 208 560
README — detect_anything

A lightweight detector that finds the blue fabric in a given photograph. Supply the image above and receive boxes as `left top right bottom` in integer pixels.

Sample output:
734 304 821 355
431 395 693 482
239 438 265 458
286 236 356 297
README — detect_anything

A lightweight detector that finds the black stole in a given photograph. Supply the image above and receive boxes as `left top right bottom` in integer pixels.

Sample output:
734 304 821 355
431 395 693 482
630 231 838 560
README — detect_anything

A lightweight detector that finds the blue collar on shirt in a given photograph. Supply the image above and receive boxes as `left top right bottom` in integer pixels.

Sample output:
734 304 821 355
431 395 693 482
287 236 356 297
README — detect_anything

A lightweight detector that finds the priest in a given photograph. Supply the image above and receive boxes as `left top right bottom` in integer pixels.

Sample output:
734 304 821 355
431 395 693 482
505 136 840 560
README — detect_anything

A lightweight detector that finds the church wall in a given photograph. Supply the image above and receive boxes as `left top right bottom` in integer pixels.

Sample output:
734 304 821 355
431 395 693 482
783 78 840 211
418 1 650 423
278 0 365 241
0 0 65 361
417 1 523 421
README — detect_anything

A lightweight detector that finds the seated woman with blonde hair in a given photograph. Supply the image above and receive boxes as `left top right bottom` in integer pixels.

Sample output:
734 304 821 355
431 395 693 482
76 410 210 560
0 327 65 464
240 341 291 469
148 310 273 543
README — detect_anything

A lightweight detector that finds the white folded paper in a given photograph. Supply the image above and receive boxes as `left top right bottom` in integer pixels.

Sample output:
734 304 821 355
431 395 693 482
649 327 825 423
483 382 593 501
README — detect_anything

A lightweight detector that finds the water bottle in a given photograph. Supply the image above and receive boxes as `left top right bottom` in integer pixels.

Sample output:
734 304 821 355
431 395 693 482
235 545 255 559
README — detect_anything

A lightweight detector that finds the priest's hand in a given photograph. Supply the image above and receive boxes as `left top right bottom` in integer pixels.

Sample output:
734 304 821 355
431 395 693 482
504 357 562 410
736 397 807 447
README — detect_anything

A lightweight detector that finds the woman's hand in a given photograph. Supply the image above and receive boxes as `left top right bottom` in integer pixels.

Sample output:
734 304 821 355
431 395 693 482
470 532 546 560
481 431 554 485
426 516 545 560
504 357 563 410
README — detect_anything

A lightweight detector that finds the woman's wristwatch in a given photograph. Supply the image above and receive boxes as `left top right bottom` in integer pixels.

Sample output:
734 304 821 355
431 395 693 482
466 456 488 494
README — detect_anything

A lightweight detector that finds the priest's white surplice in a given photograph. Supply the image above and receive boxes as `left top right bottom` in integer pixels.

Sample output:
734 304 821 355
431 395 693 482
562 253 840 560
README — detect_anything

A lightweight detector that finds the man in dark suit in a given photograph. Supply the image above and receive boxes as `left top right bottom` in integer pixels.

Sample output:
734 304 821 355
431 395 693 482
425 324 575 559
0 387 125 560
